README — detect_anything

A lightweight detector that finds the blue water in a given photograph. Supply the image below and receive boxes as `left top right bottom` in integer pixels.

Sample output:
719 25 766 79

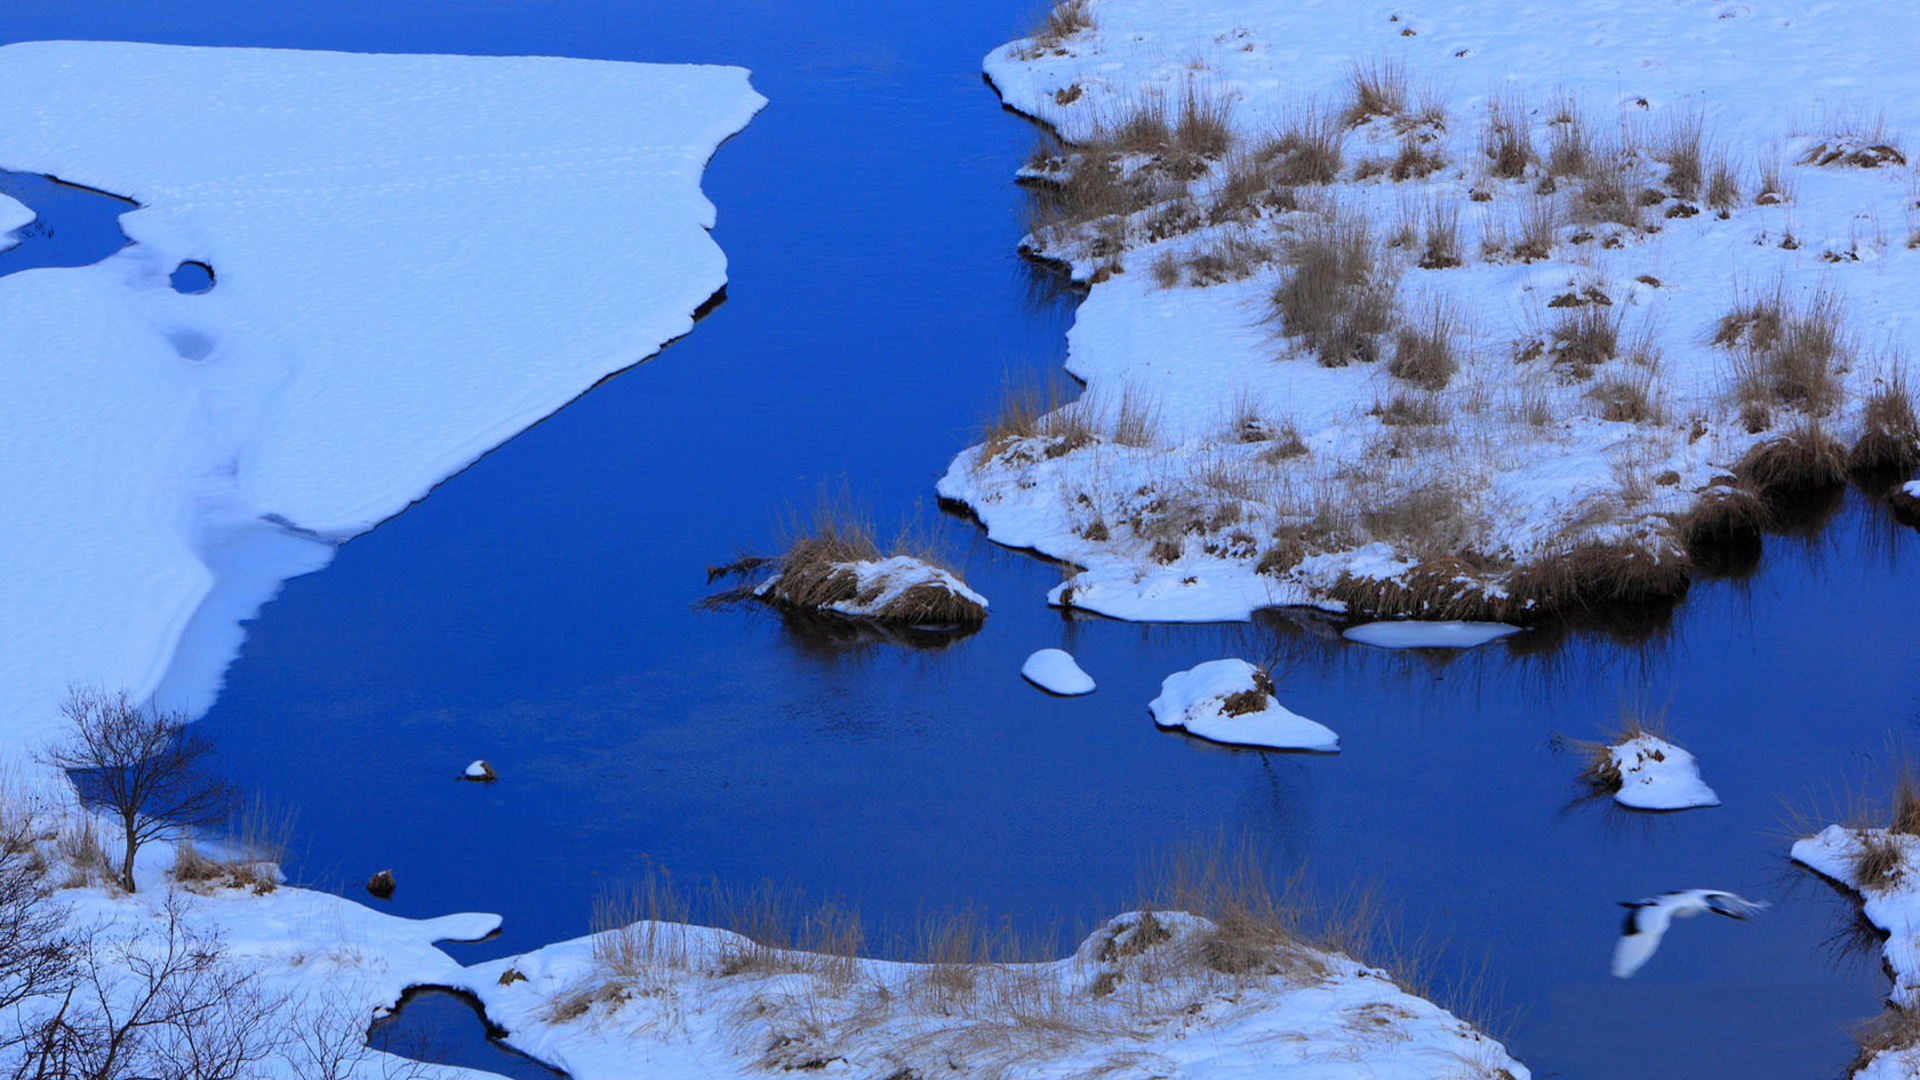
3 5 1915 1079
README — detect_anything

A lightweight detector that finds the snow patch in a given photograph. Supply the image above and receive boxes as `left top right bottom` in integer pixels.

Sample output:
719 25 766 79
1610 735 1719 810
1149 659 1339 752
1022 648 1096 694
1343 620 1523 649
0 191 31 253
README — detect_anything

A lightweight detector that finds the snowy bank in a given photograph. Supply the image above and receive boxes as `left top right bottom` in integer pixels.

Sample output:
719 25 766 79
1022 648 1097 694
941 0 1920 623
1793 824 1920 1077
0 42 764 764
463 909 1524 1080
0 191 31 252
1150 658 1338 751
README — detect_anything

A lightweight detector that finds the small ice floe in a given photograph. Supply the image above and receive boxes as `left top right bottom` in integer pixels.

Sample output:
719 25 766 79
1022 648 1095 695
1149 659 1338 752
1341 620 1522 649
0 192 33 254
462 759 497 782
756 553 987 628
1599 734 1719 810
1612 889 1767 977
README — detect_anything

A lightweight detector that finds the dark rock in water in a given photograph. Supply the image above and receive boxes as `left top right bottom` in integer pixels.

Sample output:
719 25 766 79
367 868 396 899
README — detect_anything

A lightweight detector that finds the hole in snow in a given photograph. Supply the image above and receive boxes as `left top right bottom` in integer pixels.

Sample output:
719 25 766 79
170 260 214 294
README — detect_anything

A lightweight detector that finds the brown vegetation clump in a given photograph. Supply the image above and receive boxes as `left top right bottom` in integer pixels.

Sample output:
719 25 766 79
1656 109 1704 199
1705 152 1740 212
1587 370 1660 423
1417 198 1462 269
1850 1007 1920 1076
1573 137 1644 229
1271 212 1399 366
1677 486 1767 570
1717 282 1850 416
1480 93 1535 179
1850 375 1920 476
1343 56 1409 127
1269 102 1346 186
1175 85 1235 161
1736 421 1848 499
1030 0 1094 49
1575 707 1667 793
1852 830 1907 893
1390 301 1459 390
1549 303 1621 377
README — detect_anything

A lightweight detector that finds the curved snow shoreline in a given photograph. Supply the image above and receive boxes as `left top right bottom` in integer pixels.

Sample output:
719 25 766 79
0 41 765 765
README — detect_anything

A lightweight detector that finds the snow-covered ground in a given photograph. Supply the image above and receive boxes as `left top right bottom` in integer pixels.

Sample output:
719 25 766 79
1607 734 1719 811
1150 658 1339 751
462 908 1525 1080
1793 825 1920 1077
0 41 765 766
939 0 1920 623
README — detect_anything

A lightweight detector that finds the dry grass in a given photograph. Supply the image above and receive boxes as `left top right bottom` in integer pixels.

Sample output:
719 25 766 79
1705 150 1740 212
753 490 984 628
1756 146 1793 205
1548 302 1621 378
1736 419 1849 498
1175 84 1235 162
1656 109 1704 199
1717 282 1850 417
1480 93 1535 180
1271 210 1399 366
1677 486 1767 568
1587 369 1661 423
1850 1007 1920 1075
1029 0 1094 49
1851 830 1907 894
1572 134 1644 229
1546 109 1591 179
1269 101 1346 186
1418 198 1462 269
1390 300 1460 390
1344 56 1409 127
1182 229 1278 286
55 815 114 891
1850 372 1920 476
1575 703 1668 792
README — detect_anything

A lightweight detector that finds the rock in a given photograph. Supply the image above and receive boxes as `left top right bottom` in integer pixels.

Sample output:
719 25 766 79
367 869 395 899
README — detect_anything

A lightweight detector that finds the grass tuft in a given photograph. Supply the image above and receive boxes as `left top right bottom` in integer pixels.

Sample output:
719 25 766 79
1480 93 1535 179
1850 372 1920 477
1270 209 1399 366
1717 282 1850 417
1390 301 1460 390
1343 56 1409 126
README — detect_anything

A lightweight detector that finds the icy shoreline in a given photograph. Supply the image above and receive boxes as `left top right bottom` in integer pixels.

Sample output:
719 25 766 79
942 0 1920 624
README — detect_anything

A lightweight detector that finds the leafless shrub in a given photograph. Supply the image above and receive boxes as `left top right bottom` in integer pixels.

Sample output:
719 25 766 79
1270 211 1399 366
1390 301 1460 390
1344 56 1409 126
1656 108 1704 199
1480 92 1534 179
1718 281 1850 416
284 984 441 1080
40 688 236 894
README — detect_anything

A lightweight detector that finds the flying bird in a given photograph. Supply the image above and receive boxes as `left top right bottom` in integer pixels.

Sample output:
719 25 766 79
1612 889 1768 978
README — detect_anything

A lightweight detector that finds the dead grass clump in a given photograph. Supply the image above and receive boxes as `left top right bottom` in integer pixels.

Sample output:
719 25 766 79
1850 1007 1920 1075
1108 95 1174 156
1271 213 1399 366
1756 148 1792 205
1370 392 1446 427
1209 150 1300 223
1588 370 1660 423
1656 109 1704 199
1852 830 1907 893
1356 483 1482 561
1511 196 1559 261
1576 706 1668 792
1799 107 1905 169
1325 556 1505 622
1850 374 1920 476
979 373 1079 462
1175 85 1235 161
55 816 114 891
1735 421 1848 499
1547 116 1590 179
1390 301 1460 390
1718 282 1850 417
1706 151 1740 212
1678 486 1767 569
1480 93 1535 179
1573 137 1643 229
1270 102 1346 186
1549 303 1621 377
1388 136 1446 182
1344 56 1409 127
1030 0 1094 49
1184 230 1277 286
1418 198 1462 269
1508 540 1690 616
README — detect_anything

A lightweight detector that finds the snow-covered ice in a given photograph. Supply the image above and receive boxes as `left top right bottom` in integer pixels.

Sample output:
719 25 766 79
0 191 31 252
1150 658 1338 751
1022 648 1097 694
1343 620 1522 649
1609 734 1719 811
0 42 764 764
941 0 1920 624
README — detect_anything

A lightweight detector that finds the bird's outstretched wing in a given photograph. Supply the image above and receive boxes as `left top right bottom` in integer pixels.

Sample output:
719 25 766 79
1612 901 1671 978
1703 892 1769 920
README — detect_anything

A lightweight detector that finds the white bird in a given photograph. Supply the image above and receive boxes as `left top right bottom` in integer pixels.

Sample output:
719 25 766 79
1611 889 1768 978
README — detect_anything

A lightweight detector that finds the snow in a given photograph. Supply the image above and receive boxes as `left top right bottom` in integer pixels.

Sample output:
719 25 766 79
1793 825 1920 1075
941 0 1920 625
1149 659 1338 752
459 910 1526 1079
1609 735 1719 811
757 554 989 624
463 759 495 781
0 191 31 252
1343 620 1522 649
0 42 764 764
1022 648 1097 694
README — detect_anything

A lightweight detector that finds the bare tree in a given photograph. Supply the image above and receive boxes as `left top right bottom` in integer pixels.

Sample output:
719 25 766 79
7 895 284 1080
40 689 234 894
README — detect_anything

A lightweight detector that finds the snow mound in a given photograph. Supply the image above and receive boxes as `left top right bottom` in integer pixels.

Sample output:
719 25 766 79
0 191 31 253
1149 659 1338 752
758 555 988 626
1609 735 1719 811
1343 620 1522 649
464 908 1526 1079
0 42 764 763
1021 648 1096 694
463 759 497 782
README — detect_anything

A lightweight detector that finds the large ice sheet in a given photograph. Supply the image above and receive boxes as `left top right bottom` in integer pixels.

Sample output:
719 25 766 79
0 42 763 761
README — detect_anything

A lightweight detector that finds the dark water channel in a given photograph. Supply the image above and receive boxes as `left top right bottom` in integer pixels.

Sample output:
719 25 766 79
5 4 1917 1079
